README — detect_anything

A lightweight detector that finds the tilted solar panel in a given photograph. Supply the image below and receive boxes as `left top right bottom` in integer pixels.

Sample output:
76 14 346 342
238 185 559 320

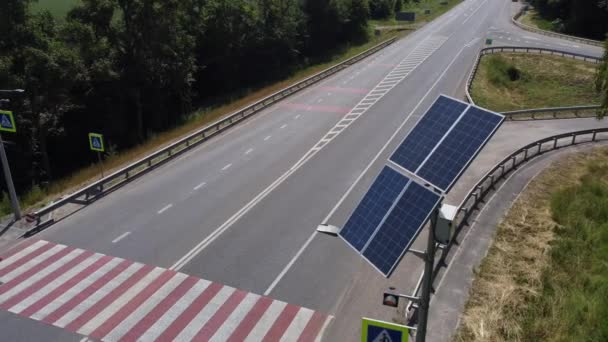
362 181 442 276
339 166 410 252
416 106 504 192
389 95 468 173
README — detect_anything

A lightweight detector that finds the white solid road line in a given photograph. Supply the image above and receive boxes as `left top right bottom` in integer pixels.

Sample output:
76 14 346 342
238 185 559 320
157 204 173 214
222 163 232 171
245 148 254 155
280 124 287 129
294 114 301 119
112 231 131 244
264 40 481 296
263 231 318 296
194 181 207 190
264 135 271 141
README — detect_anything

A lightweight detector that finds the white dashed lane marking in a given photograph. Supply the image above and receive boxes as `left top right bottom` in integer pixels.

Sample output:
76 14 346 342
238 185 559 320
157 204 173 214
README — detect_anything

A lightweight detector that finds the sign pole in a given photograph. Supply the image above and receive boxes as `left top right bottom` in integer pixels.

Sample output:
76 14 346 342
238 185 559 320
97 151 104 179
415 208 439 342
0 133 21 220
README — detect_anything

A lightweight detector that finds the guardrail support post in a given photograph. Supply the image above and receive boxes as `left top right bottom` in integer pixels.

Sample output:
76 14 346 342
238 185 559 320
537 142 542 155
592 131 597 141
572 135 576 145
523 149 529 161
554 137 558 149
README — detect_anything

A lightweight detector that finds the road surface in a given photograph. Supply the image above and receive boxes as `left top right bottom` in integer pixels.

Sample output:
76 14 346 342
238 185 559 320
0 0 604 340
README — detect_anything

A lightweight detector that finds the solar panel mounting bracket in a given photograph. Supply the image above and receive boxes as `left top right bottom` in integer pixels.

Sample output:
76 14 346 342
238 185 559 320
316 224 340 236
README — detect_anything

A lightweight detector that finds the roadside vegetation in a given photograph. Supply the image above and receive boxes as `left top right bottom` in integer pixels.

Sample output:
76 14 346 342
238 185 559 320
471 53 601 112
455 147 608 342
0 0 464 216
519 8 554 32
522 0 608 41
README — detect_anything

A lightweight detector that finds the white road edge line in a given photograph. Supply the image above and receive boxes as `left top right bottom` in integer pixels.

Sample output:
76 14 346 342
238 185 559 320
264 135 271 141
245 148 254 155
112 231 131 244
264 40 479 296
295 115 301 119
158 204 173 214
280 124 287 129
222 163 232 171
194 181 207 190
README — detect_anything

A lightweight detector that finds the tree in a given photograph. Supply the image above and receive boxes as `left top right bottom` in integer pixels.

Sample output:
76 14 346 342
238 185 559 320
369 0 394 19
597 38 608 118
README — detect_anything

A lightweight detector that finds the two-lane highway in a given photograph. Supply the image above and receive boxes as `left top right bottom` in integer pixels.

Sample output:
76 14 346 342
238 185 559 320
0 0 605 340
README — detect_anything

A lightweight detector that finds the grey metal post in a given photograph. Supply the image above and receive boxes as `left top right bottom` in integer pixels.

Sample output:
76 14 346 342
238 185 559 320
416 208 439 342
0 134 21 220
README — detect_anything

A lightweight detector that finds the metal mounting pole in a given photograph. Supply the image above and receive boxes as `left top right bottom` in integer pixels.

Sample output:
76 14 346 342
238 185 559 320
97 151 104 178
416 208 439 342
0 134 21 220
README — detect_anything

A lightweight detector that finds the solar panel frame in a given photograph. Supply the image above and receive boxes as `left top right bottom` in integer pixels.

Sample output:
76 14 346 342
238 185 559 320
415 105 504 192
389 95 469 174
339 165 411 253
361 181 442 276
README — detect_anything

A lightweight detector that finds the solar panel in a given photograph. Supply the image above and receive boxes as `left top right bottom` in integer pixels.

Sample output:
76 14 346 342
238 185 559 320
390 96 468 173
362 181 441 276
416 106 504 192
339 166 410 251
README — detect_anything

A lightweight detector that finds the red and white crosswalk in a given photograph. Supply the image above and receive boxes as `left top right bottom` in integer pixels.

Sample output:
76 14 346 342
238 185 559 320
0 239 332 341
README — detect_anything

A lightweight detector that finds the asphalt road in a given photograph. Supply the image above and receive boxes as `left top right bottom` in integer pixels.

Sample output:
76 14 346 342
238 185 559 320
1 0 605 340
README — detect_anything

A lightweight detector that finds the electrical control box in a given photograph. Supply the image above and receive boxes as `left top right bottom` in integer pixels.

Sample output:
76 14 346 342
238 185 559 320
436 204 458 244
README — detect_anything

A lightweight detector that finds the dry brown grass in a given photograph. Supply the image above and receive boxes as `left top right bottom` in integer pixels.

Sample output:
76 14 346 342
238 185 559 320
453 147 608 342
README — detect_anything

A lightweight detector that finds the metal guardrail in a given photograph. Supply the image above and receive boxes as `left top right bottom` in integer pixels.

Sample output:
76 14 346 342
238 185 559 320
512 5 604 47
404 128 608 323
467 46 601 104
30 37 397 224
480 46 600 62
436 128 608 278
502 105 601 120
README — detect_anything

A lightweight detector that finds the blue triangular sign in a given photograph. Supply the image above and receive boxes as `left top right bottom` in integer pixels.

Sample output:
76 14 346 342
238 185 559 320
1 114 13 129
92 137 101 149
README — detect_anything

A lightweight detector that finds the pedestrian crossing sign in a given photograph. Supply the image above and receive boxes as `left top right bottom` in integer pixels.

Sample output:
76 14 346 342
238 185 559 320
362 318 409 342
89 133 105 152
0 110 16 133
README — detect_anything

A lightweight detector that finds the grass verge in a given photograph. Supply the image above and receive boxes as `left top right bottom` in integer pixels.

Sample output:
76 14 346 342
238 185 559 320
471 53 601 112
454 147 608 341
519 8 554 32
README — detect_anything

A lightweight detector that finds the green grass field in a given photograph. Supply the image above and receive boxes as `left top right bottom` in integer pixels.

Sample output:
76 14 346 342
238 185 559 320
471 53 601 112
524 158 608 341
455 148 608 341
32 0 80 18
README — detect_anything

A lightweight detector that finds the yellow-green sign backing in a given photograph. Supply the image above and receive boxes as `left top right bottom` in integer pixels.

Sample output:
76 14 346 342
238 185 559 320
362 317 409 342
0 110 16 133
89 133 105 152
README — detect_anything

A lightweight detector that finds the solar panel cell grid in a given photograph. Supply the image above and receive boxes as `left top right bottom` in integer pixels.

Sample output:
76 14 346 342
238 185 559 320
339 166 410 251
417 106 504 191
362 182 441 276
389 96 468 173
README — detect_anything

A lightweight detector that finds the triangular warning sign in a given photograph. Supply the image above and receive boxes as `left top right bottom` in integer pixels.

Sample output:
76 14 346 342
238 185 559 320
1 115 13 129
372 329 394 342
92 138 101 148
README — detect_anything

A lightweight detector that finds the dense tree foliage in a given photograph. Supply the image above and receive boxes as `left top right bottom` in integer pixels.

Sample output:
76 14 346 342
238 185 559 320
0 0 371 196
369 0 396 19
530 0 608 40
